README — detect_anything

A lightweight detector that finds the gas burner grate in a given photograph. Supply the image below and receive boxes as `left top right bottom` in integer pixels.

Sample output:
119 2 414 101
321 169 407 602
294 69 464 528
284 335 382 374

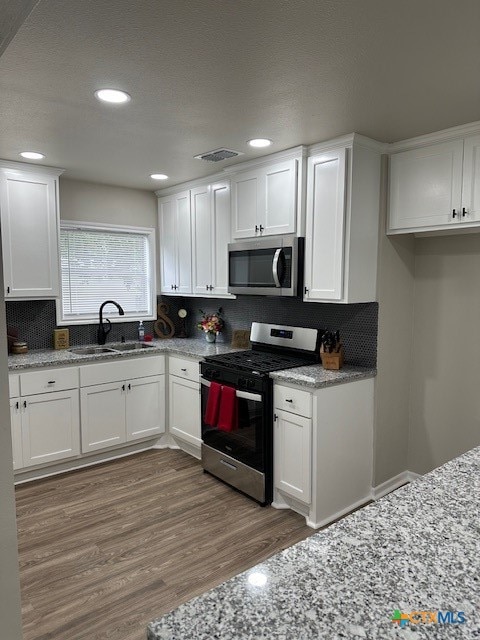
204 349 315 374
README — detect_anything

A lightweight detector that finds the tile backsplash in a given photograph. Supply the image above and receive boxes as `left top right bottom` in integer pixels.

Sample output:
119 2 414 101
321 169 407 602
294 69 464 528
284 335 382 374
6 295 378 368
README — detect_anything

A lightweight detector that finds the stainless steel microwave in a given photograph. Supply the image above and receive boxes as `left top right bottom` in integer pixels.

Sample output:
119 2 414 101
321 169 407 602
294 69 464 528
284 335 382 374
228 235 303 296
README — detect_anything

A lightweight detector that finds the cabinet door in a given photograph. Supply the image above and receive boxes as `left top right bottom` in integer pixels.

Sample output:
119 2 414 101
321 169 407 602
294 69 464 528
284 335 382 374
175 190 192 294
389 140 464 231
80 382 126 453
274 409 312 504
304 148 346 301
0 170 59 298
263 159 297 236
21 390 80 467
462 135 480 223
211 181 231 296
126 375 165 441
158 196 177 294
191 185 213 295
169 375 201 447
10 399 23 470
232 169 260 239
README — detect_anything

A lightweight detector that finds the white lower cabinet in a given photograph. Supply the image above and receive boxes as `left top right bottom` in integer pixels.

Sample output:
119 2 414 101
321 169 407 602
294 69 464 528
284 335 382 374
21 389 80 467
274 409 312 504
10 398 23 470
273 378 374 529
169 375 201 449
81 382 127 453
81 373 165 453
168 355 201 451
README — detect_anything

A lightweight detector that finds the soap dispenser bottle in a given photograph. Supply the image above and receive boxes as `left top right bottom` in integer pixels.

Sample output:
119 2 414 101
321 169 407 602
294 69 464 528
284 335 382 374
138 321 145 342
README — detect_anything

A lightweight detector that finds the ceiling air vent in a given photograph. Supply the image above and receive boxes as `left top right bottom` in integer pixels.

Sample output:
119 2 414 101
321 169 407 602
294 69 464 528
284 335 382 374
194 148 243 162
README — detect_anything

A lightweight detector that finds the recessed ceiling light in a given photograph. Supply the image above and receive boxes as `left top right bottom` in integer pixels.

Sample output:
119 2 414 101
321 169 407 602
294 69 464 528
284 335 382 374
20 151 45 160
94 89 131 104
247 138 272 148
150 174 169 180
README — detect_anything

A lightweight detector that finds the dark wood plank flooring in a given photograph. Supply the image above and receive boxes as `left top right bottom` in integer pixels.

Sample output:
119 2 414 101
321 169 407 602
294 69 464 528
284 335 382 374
16 449 313 640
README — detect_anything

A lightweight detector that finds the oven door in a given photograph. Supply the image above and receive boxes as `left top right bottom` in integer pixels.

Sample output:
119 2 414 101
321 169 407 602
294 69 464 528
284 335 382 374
200 377 266 472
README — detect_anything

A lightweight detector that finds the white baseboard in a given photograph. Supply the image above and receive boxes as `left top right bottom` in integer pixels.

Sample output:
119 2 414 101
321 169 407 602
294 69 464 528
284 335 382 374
306 494 371 530
371 470 422 500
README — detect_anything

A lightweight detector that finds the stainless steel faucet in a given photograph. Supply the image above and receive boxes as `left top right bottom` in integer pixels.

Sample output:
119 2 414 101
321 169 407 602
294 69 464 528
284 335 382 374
97 300 125 345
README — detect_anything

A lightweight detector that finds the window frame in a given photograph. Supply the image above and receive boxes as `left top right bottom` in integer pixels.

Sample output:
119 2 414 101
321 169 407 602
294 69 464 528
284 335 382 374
56 220 157 326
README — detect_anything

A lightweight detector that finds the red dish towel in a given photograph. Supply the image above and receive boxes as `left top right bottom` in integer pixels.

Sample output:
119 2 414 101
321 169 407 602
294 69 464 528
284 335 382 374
217 385 238 432
204 382 222 426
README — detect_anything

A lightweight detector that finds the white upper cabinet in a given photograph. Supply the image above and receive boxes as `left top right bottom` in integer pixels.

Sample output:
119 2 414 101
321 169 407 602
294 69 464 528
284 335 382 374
191 180 232 298
304 137 382 303
304 148 346 301
231 157 300 239
388 126 480 234
388 140 464 232
0 163 63 299
158 190 192 294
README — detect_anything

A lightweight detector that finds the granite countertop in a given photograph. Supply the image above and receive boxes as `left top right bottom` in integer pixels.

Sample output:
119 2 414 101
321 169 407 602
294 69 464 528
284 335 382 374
269 364 376 389
7 338 240 370
148 446 480 640
8 341 376 389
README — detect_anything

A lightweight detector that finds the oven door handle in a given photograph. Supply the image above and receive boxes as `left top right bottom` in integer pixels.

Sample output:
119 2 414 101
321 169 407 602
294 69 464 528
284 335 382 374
272 248 283 288
200 377 263 403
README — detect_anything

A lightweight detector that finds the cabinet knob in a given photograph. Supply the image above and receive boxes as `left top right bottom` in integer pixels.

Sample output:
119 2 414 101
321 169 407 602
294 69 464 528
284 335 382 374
462 207 467 217
122 384 125 391
128 383 131 390
453 209 458 218
304 286 309 295
259 225 264 233
274 414 278 422
6 286 10 294
23 400 27 409
255 225 259 233
15 401 19 410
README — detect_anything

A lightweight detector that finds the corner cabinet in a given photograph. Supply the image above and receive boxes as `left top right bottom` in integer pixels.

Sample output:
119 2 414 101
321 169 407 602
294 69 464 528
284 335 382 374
303 136 382 303
158 190 192 295
191 181 234 298
388 133 480 234
0 161 64 299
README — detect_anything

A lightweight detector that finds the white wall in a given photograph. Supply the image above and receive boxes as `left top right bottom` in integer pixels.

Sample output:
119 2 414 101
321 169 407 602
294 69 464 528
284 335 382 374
408 234 480 474
373 159 416 486
59 177 157 228
0 254 23 639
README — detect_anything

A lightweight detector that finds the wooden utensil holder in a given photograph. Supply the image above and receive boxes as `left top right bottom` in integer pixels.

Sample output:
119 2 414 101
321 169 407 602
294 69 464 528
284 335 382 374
320 345 344 370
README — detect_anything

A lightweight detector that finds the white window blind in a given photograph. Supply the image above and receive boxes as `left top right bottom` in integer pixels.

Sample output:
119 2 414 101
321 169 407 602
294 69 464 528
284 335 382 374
60 224 154 323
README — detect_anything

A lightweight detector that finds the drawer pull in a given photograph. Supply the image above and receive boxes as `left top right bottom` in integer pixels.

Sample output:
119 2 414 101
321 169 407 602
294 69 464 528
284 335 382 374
47 380 56 384
23 401 27 409
181 368 187 372
285 398 293 403
15 401 19 410
220 459 237 471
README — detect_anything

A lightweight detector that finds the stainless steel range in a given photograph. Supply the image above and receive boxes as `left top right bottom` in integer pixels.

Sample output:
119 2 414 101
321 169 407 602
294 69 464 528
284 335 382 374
200 322 320 505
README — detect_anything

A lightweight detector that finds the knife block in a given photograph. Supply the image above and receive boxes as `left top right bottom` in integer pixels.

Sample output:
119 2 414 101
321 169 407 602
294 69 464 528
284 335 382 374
320 345 344 370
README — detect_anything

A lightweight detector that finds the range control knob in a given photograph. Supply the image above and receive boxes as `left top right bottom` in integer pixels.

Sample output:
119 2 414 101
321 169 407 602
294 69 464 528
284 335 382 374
247 380 257 390
238 377 247 389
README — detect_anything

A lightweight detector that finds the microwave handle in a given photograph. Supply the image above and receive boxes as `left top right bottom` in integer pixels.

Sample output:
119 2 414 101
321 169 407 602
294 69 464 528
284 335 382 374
272 248 283 288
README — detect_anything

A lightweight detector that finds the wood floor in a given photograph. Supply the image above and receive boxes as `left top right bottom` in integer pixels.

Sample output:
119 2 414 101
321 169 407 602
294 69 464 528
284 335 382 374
16 449 313 640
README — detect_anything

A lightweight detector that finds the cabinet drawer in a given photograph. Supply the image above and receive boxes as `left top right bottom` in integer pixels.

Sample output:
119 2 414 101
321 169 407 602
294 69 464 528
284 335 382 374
9 374 20 398
20 367 79 396
80 355 165 387
169 355 199 383
274 384 312 418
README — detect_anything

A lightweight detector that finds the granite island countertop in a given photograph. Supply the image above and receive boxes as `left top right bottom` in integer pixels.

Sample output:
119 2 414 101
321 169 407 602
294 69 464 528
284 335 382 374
148 446 480 639
8 340 376 389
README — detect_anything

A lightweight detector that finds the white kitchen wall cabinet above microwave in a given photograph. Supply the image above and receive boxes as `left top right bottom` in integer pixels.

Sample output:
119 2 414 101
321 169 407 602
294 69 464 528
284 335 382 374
225 146 306 239
303 135 383 303
0 160 64 299
158 190 192 295
388 121 480 235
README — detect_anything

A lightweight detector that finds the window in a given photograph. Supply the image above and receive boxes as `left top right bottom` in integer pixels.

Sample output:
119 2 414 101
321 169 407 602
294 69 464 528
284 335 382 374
57 221 156 325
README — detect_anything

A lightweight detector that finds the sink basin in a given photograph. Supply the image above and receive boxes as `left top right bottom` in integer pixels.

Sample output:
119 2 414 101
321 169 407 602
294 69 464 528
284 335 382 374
69 346 117 355
109 342 155 351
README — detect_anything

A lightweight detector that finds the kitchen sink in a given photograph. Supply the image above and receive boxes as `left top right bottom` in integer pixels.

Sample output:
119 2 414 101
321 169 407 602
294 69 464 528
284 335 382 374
108 342 155 351
69 346 117 355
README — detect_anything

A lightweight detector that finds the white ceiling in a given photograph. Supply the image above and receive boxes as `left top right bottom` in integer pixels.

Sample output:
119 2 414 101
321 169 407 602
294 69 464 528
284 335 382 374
1 0 480 191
